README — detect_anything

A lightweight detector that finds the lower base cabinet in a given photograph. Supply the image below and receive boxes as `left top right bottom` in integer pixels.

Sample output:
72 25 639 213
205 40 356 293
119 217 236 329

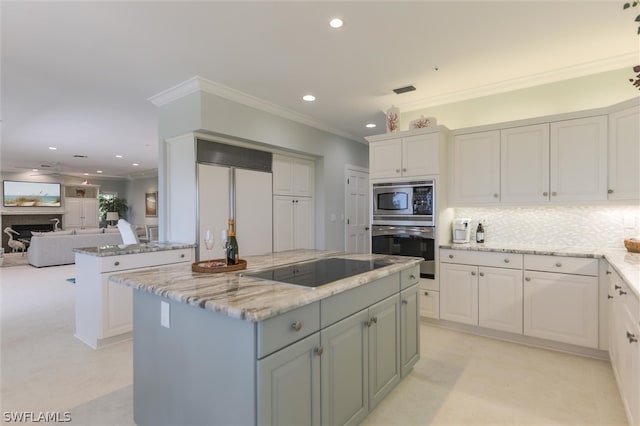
478 267 523 334
419 289 439 319
523 270 598 348
440 263 478 325
401 284 420 376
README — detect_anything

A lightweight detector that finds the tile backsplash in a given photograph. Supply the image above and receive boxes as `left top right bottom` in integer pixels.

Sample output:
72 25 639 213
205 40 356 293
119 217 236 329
454 205 640 248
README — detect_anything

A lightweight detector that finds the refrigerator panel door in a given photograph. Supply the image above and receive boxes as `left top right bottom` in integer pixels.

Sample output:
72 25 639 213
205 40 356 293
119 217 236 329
235 169 273 256
197 163 230 261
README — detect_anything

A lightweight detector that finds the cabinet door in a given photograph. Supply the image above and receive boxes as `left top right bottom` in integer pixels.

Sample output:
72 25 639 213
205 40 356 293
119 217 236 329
402 133 440 176
273 155 294 195
236 169 273 256
523 270 598 348
478 266 523 334
83 198 99 228
450 131 501 204
620 306 640 426
370 140 402 180
293 159 314 197
321 309 369 426
294 198 314 250
608 105 640 201
64 198 84 228
419 289 439 319
400 285 420 377
500 124 550 203
258 333 321 426
368 295 400 409
197 163 230 260
273 196 294 252
550 116 607 202
439 263 479 325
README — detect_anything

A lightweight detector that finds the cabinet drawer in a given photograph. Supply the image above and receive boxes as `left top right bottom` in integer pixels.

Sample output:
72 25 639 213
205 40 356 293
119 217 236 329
441 249 522 269
401 266 420 290
419 289 439 319
321 273 399 328
612 272 640 323
257 302 320 359
100 249 192 272
524 254 598 276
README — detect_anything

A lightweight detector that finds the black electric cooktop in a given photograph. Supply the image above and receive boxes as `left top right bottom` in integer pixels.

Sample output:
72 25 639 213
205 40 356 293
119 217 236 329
245 258 391 288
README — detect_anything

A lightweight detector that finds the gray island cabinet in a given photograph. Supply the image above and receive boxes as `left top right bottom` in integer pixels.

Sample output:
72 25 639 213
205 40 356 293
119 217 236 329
109 250 421 426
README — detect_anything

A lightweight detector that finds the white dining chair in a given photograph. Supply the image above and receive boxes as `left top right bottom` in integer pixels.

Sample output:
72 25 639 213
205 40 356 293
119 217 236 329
117 219 140 245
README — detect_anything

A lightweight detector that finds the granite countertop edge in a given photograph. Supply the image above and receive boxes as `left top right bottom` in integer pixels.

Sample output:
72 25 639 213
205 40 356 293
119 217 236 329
440 243 640 298
73 242 196 256
108 250 423 322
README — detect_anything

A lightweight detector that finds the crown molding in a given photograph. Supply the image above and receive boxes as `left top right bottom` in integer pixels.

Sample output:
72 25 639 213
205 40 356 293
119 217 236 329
149 76 362 142
396 52 639 112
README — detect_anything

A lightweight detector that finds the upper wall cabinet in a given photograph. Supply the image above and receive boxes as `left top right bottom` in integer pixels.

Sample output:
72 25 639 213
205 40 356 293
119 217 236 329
273 154 314 197
608 104 640 201
450 113 610 206
500 124 550 203
367 128 447 181
550 115 607 202
449 130 501 204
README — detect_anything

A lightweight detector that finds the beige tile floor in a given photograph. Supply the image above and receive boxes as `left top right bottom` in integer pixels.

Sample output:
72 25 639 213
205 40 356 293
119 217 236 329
1 263 628 425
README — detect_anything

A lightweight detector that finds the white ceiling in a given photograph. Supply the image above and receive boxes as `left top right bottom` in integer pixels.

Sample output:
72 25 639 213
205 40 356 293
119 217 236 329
2 1 637 179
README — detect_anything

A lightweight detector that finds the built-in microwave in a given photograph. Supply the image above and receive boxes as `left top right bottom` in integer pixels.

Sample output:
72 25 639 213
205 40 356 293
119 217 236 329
372 180 434 226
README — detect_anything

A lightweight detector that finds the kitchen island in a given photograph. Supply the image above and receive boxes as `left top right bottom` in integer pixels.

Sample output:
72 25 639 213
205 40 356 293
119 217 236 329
109 249 422 426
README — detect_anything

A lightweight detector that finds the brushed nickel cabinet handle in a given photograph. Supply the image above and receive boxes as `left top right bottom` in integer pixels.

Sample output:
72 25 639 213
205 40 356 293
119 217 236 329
615 284 622 290
504 259 510 263
180 254 185 258
608 295 613 299
555 262 562 267
525 277 531 281
543 192 548 196
424 291 429 296
402 300 408 305
402 168 407 172
114 261 120 266
608 189 614 194
479 272 484 277
471 271 476 276
449 254 454 259
395 169 400 173
551 191 557 196
291 321 302 332
410 274 417 280
371 317 378 324
316 346 324 356
493 193 499 198
627 331 637 343
619 290 627 296
606 271 612 275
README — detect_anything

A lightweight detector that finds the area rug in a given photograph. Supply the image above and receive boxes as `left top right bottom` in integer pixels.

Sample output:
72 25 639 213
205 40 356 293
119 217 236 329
0 252 30 268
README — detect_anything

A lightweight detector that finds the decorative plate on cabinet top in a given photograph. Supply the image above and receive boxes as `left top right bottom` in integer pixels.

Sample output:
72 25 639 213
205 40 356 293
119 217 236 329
409 116 437 129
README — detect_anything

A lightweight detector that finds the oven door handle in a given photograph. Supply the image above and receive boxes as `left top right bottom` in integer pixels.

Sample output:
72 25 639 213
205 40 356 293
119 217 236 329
371 226 434 238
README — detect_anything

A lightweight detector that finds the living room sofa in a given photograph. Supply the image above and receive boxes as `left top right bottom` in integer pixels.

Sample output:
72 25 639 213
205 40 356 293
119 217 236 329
28 229 123 267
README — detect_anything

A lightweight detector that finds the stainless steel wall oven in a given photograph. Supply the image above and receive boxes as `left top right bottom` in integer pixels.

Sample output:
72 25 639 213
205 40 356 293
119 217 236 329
371 225 435 280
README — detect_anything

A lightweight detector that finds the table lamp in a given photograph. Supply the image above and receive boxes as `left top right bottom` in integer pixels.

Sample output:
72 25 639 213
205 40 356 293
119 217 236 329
106 212 119 227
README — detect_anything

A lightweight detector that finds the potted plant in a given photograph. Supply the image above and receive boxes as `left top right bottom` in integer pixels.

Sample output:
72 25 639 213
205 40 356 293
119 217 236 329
98 195 129 227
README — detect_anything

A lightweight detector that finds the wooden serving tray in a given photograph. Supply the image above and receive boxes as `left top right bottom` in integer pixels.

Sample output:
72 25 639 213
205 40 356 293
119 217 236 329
192 259 247 273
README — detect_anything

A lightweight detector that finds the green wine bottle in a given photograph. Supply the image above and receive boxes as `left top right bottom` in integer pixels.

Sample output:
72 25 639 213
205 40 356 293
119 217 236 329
226 219 239 265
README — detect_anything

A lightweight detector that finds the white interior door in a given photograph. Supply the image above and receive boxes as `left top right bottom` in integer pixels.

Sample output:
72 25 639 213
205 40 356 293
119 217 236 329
197 163 230 261
235 168 273 256
345 167 370 253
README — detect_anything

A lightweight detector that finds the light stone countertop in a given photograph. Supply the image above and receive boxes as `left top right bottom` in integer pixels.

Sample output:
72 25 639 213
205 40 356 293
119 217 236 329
441 242 640 298
73 241 196 257
109 249 423 322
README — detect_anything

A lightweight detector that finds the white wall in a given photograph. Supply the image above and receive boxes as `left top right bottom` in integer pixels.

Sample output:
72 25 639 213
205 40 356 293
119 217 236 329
401 68 639 131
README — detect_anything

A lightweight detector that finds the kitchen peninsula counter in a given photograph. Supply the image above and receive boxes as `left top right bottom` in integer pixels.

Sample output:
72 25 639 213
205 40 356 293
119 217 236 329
109 249 423 426
109 249 422 322
440 243 639 297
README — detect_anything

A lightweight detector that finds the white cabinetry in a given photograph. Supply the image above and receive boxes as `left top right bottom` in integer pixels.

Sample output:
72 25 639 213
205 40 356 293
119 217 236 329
273 154 314 197
419 289 440 319
608 104 640 201
367 128 446 180
500 124 550 203
272 154 314 252
75 248 193 349
608 267 640 426
523 254 599 348
440 249 523 332
450 130 501 204
273 196 314 252
64 184 100 229
549 115 607 202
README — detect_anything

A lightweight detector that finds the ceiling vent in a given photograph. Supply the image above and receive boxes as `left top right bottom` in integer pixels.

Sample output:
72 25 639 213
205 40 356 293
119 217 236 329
73 154 88 158
393 85 416 94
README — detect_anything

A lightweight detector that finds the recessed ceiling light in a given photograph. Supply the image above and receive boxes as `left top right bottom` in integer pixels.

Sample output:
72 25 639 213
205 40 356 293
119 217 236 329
32 168 39 172
329 18 343 28
115 155 123 158
83 173 89 176
132 163 139 166
302 94 316 102
365 123 376 128
48 146 57 150
96 170 103 174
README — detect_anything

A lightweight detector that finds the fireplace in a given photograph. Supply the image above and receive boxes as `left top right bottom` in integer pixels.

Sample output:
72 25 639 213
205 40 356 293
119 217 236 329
2 214 63 253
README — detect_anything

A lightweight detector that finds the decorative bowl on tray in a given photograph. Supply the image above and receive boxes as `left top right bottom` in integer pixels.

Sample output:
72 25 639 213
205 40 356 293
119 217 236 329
192 259 247 273
624 239 640 253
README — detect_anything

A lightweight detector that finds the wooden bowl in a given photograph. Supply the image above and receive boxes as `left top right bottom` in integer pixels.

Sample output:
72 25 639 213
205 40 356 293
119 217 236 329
192 259 247 273
623 239 640 253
